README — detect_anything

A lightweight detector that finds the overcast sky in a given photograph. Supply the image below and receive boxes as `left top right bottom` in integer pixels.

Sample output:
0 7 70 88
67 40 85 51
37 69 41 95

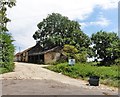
7 0 118 53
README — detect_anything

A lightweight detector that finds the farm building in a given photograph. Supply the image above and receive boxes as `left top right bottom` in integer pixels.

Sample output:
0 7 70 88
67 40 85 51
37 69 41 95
15 42 65 64
28 43 63 64
15 47 33 62
14 52 22 62
21 47 33 62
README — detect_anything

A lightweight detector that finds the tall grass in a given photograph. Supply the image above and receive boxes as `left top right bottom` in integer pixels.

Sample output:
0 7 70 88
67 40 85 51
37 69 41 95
0 68 9 74
46 63 119 87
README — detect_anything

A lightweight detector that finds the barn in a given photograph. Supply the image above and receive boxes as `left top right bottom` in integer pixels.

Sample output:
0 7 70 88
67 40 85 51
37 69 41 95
14 52 22 62
28 43 63 64
15 47 33 62
21 47 33 62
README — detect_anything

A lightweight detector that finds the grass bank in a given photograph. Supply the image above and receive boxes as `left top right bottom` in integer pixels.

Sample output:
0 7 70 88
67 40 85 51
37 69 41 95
45 62 119 87
0 68 9 74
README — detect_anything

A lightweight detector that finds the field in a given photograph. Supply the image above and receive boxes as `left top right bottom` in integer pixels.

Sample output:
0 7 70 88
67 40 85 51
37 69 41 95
45 62 119 87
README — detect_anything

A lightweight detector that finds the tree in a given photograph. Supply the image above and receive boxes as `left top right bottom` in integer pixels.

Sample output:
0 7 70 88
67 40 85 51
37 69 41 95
0 0 16 32
33 13 90 51
63 44 87 62
91 30 120 65
63 44 78 58
0 0 16 72
0 33 15 71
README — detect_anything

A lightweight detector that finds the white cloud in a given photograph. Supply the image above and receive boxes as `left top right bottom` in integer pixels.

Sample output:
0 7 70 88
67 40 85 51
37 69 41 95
89 16 110 27
7 0 118 52
95 0 118 9
80 14 111 29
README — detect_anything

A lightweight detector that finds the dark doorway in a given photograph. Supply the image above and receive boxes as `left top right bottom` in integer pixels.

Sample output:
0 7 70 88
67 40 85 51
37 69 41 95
38 54 44 64
28 54 44 64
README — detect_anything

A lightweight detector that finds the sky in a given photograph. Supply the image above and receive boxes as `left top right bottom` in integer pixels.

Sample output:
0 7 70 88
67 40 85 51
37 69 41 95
7 0 118 53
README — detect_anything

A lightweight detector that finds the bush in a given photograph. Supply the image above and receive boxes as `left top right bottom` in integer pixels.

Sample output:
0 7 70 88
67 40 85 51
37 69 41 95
63 44 87 63
0 32 15 72
63 44 78 58
114 58 120 65
74 52 87 63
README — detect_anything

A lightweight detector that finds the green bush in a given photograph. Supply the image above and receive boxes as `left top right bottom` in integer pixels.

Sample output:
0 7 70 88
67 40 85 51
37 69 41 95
114 58 120 65
63 44 87 63
74 52 87 63
0 32 15 72
63 44 78 58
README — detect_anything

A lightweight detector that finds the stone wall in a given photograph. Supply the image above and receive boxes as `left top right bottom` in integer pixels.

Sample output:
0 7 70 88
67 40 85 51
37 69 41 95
44 52 61 64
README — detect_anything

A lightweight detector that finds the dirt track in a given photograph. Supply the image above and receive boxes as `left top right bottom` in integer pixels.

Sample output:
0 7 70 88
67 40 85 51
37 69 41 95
0 62 118 95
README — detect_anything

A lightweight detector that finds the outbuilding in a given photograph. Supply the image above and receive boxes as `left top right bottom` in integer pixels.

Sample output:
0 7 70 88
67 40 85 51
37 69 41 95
14 52 22 62
28 44 63 64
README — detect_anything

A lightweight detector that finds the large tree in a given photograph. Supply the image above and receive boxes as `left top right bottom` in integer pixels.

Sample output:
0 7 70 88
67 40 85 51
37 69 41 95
33 13 90 51
91 30 120 65
0 0 16 72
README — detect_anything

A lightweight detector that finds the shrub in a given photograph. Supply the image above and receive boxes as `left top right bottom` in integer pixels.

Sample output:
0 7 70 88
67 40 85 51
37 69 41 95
0 32 15 72
114 58 120 65
63 44 87 63
74 52 87 63
63 44 78 58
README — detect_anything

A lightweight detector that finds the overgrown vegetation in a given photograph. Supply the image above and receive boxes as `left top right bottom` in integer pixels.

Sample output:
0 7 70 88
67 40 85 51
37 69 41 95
46 62 119 87
0 67 9 74
0 0 16 74
0 33 15 72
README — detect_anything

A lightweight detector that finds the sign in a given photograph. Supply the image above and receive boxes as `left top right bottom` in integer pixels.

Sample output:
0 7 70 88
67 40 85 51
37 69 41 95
69 59 75 66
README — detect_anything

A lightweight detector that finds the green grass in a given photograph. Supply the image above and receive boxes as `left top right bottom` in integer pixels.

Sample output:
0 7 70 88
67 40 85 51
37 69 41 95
45 62 119 87
0 68 9 74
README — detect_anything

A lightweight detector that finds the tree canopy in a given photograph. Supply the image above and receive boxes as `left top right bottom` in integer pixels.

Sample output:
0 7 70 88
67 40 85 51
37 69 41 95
0 0 16 32
91 30 120 65
33 13 90 50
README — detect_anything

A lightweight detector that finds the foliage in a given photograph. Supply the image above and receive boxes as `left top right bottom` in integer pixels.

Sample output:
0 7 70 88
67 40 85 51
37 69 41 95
0 0 16 32
74 52 87 63
114 58 120 65
63 44 87 62
46 63 119 87
0 33 15 71
63 44 78 58
91 30 120 65
33 13 90 50
0 0 16 72
0 67 9 74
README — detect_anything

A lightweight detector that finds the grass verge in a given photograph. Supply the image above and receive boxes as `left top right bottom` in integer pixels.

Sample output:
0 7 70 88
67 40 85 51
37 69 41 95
0 68 9 74
45 62 119 87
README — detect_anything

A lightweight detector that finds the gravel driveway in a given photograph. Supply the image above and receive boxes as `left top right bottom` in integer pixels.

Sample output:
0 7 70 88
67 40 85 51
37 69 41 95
0 62 118 95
